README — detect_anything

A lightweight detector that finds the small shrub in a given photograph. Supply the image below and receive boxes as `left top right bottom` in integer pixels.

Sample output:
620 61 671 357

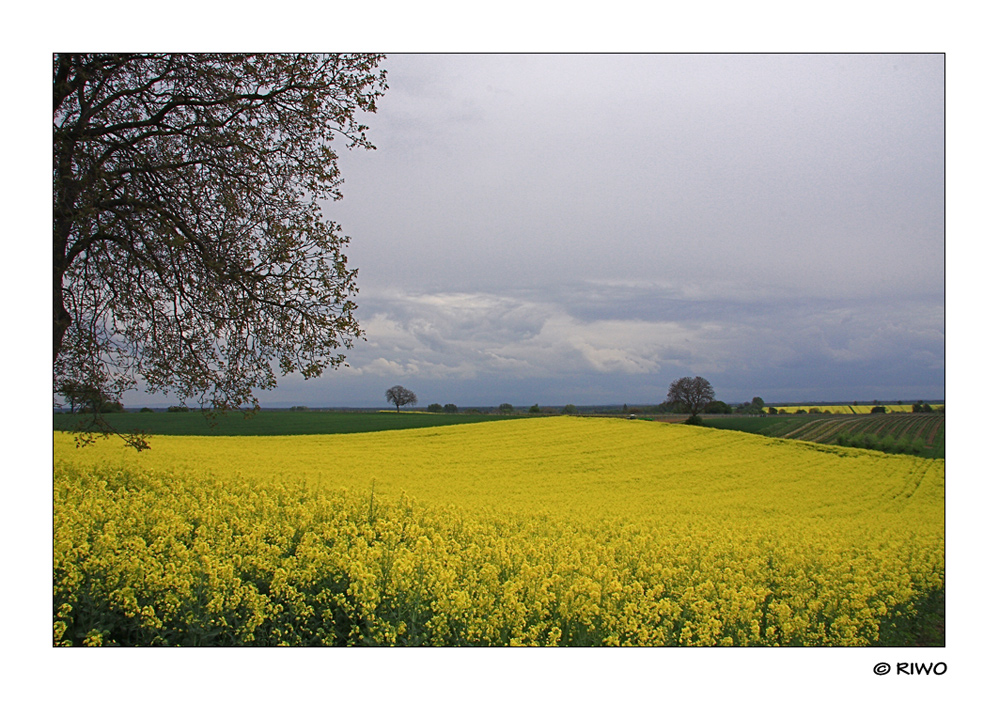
684 415 704 426
898 437 922 456
880 434 898 453
139 407 154 413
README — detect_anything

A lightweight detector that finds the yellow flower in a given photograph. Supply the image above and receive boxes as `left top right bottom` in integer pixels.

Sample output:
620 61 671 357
53 417 942 646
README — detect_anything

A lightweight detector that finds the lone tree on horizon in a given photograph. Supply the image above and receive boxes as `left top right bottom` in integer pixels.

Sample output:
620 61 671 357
385 385 417 412
666 376 716 419
53 54 387 448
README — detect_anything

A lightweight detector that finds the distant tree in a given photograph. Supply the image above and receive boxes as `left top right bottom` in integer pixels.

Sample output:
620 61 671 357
56 380 126 414
871 405 887 414
704 400 731 414
666 376 715 418
768 407 777 415
561 404 577 415
443 403 459 414
498 403 514 414
385 386 417 412
427 403 443 413
528 404 541 414
56 379 100 413
99 400 125 413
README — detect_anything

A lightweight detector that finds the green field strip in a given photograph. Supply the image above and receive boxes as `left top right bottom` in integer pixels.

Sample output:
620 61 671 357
807 419 859 444
866 418 891 438
52 410 535 436
706 412 944 459
781 419 825 440
910 417 932 442
924 416 944 448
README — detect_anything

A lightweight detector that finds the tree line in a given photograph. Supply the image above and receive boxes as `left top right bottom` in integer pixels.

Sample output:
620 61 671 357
382 377 728 423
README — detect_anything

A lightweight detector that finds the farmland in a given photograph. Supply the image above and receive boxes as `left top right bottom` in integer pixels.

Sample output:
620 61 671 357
766 404 943 414
52 409 531 436
54 417 943 646
703 413 944 459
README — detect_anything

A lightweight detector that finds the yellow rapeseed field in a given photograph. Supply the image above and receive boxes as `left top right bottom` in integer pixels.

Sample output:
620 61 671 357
53 417 943 646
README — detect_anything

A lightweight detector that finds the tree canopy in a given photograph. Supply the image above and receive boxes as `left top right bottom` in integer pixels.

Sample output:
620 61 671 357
385 386 417 412
53 54 387 442
666 376 716 417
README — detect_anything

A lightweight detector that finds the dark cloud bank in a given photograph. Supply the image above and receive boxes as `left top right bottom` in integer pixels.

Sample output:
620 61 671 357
127 53 945 408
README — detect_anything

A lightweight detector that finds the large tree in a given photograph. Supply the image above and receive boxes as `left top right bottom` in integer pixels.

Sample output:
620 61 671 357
385 386 417 412
53 54 387 439
666 376 716 418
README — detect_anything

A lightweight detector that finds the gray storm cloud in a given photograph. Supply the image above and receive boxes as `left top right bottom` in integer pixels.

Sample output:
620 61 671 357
123 53 944 407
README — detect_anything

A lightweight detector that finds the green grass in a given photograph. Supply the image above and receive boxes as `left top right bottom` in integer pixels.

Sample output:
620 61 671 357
699 415 817 438
53 409 534 437
702 413 944 459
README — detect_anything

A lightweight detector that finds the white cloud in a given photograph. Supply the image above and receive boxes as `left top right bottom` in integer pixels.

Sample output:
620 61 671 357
362 357 407 376
349 287 732 382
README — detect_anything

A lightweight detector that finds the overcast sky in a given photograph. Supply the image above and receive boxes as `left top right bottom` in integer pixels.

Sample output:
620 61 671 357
135 53 946 408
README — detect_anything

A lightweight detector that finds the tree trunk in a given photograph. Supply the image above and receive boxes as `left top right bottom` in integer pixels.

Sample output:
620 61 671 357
52 123 77 364
53 215 73 363
54 269 70 363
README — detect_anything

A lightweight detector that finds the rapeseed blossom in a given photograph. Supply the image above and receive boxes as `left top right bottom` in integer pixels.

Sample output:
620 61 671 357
53 417 943 646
